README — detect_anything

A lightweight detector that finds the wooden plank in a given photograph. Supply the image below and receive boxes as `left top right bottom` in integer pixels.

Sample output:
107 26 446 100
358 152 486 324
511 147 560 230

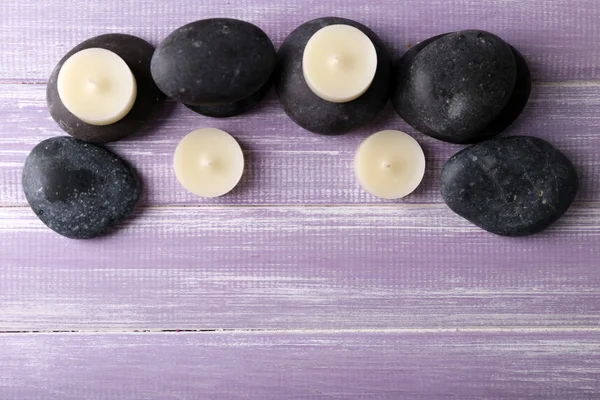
1 1 599 398
1 331 599 399
1 84 599 206
1 205 599 330
1 0 600 82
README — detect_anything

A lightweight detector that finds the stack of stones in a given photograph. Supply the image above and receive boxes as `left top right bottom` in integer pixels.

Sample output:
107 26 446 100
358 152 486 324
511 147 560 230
390 30 577 236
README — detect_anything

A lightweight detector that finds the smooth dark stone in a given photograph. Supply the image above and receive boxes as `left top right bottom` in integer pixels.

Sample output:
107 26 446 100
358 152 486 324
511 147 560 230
392 33 449 134
22 137 141 239
47 34 165 143
184 73 273 118
440 136 578 237
480 47 532 139
395 34 450 74
392 30 531 144
151 18 276 106
275 17 392 135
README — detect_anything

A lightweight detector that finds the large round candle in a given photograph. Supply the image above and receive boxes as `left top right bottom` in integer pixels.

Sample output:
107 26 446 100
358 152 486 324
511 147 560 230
173 128 245 198
354 130 426 199
57 48 137 126
302 24 378 103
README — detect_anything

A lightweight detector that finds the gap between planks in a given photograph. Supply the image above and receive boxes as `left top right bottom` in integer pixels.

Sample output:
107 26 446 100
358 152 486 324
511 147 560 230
2 327 600 335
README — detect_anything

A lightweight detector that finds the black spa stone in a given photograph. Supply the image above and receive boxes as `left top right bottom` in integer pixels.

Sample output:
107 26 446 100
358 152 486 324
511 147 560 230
151 18 276 106
440 136 578 237
275 17 392 135
392 30 531 144
47 34 165 143
22 137 141 239
184 73 273 118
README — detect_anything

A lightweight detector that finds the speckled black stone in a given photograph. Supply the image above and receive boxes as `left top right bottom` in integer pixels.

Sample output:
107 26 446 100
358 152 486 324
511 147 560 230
440 136 578 237
275 17 392 135
151 18 276 106
22 137 141 239
47 34 165 143
184 72 273 118
392 30 531 144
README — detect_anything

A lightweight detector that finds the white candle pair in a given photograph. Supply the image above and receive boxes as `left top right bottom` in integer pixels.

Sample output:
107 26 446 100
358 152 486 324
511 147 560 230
55 23 377 125
301 25 426 199
173 128 425 200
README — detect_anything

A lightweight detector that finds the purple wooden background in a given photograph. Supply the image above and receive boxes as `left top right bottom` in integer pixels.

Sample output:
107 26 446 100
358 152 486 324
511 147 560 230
1 0 600 398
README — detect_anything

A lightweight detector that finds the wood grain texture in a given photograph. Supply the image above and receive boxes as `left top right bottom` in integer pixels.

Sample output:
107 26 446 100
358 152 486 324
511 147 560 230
1 84 599 206
2 205 599 330
1 0 600 82
1 0 600 397
1 332 599 399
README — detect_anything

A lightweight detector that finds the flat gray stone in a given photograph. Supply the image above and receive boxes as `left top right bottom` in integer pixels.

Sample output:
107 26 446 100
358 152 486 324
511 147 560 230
151 18 276 106
441 136 578 236
22 137 141 239
392 30 531 144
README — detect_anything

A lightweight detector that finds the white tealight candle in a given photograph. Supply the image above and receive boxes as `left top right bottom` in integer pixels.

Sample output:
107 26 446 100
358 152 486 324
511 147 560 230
354 130 426 199
57 48 137 126
173 128 245 198
302 24 378 103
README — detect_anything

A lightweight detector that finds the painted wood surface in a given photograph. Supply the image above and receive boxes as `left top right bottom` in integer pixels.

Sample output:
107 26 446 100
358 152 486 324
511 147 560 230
1 332 600 400
1 0 600 82
1 0 600 398
1 84 600 206
2 205 600 330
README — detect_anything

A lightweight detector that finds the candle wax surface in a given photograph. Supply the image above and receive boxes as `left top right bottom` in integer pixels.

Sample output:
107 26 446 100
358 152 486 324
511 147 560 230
173 128 245 198
57 48 137 126
302 24 378 103
354 130 426 199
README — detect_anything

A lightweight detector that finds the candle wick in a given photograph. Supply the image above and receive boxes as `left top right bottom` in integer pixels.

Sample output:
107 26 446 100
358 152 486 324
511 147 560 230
382 161 391 169
88 79 97 87
203 160 213 167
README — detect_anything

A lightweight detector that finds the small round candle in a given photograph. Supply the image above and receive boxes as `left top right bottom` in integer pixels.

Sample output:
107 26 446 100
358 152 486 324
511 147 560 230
302 24 378 103
354 130 426 199
57 48 137 126
173 128 245 198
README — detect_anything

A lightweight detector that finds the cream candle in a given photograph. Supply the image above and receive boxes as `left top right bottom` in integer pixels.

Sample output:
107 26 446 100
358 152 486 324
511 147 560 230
354 130 426 199
173 128 245 198
302 24 378 103
57 48 137 126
